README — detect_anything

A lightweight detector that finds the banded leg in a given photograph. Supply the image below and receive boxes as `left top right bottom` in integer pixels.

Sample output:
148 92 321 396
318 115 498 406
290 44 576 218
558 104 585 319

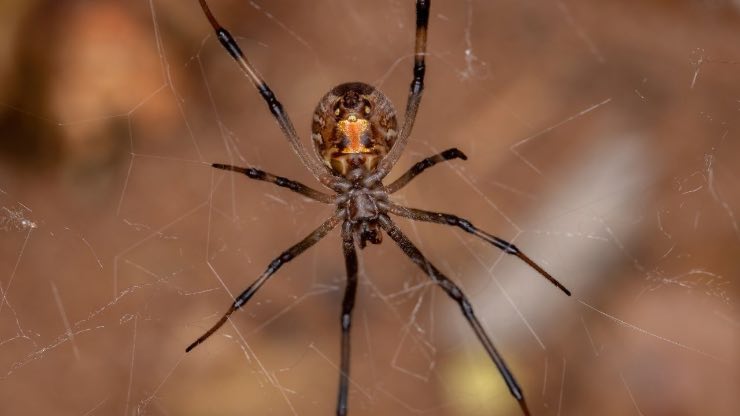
212 163 334 203
186 213 342 352
384 203 571 296
378 215 532 416
366 0 431 185
198 0 334 185
337 221 358 416
385 148 467 193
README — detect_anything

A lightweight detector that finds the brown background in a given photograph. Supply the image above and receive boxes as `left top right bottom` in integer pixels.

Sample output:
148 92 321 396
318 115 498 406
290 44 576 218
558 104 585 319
0 0 739 415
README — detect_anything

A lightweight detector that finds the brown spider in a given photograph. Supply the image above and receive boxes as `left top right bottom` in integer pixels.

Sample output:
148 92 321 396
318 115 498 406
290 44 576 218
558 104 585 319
187 1 571 415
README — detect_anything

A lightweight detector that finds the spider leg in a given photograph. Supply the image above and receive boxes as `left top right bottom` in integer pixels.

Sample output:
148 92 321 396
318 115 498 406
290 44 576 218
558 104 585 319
383 203 571 296
366 0 430 185
186 213 342 352
198 0 336 187
212 163 334 203
385 148 467 193
337 221 358 416
378 214 532 416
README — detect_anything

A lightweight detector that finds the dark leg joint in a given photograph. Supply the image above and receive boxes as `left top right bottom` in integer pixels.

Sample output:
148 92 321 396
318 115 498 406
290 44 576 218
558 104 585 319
341 313 351 331
452 216 472 230
233 297 246 309
267 252 293 272
212 163 268 180
410 62 425 95
411 158 434 174
410 78 424 95
444 215 477 236
459 297 474 318
257 84 283 117
280 252 294 262
216 28 244 61
441 148 468 160
246 168 266 180
257 83 274 101
413 62 426 79
493 237 519 254
441 281 464 302
274 176 289 186
416 0 431 26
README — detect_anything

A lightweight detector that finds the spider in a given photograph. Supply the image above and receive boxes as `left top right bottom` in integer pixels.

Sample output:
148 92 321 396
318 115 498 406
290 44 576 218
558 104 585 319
187 1 571 415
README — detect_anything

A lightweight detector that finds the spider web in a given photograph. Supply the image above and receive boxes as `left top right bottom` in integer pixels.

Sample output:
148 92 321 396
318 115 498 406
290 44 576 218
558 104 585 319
1 0 739 415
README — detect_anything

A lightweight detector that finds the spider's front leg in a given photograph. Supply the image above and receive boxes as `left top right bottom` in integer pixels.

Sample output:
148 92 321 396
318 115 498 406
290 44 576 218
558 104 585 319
365 0 431 184
198 0 335 185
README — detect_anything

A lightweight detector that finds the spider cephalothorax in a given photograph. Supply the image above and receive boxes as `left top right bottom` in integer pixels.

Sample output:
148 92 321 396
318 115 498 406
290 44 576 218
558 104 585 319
338 183 387 248
189 1 570 415
312 82 398 177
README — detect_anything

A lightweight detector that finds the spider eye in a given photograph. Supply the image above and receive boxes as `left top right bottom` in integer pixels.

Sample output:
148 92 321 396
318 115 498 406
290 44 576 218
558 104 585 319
335 108 341 116
364 105 371 114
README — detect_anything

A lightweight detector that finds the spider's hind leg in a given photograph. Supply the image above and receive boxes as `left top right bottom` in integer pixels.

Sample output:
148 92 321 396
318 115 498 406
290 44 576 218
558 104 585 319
336 221 358 416
384 202 571 296
378 214 533 416
185 213 342 353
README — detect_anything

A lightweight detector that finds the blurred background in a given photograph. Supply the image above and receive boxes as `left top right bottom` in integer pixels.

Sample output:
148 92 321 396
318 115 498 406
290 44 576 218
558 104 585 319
1 0 739 415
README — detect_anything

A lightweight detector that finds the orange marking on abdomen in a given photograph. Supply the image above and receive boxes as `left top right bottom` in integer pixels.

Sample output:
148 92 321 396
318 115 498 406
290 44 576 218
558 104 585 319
338 118 371 154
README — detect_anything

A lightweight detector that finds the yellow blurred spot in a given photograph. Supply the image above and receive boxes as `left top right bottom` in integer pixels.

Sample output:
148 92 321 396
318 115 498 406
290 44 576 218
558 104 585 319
442 350 514 415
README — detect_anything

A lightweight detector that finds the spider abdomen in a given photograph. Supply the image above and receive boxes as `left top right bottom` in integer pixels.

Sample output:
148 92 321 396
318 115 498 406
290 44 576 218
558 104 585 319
311 82 398 177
